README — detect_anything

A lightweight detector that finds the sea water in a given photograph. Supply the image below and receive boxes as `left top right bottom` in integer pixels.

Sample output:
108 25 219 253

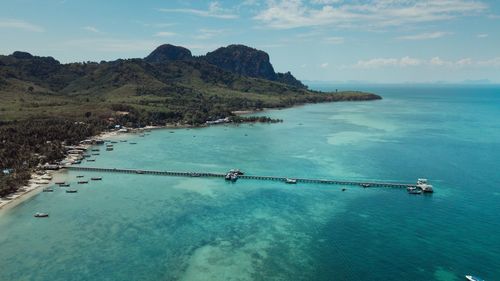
0 86 499 281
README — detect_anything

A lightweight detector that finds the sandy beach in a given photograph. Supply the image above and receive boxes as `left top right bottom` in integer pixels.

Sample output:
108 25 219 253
0 129 126 213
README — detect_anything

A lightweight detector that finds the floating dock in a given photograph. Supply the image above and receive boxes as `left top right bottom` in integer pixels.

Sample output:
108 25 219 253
65 166 418 188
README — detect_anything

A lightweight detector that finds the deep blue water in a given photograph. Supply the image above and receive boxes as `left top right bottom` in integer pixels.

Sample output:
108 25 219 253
0 86 499 281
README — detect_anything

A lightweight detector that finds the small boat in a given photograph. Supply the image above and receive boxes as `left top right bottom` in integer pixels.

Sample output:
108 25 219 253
360 183 371 188
41 175 52 180
91 177 102 181
408 189 422 195
35 180 50 185
34 212 49 218
465 275 485 281
77 181 88 184
55 181 65 185
111 141 118 144
136 170 144 174
92 153 100 156
106 147 114 151
66 189 78 193
87 159 95 162
73 160 81 164
42 187 54 192
76 175 84 178
83 154 91 158
120 140 128 142
129 142 137 145
91 149 100 152
190 173 201 177
342 188 346 191
285 178 297 184
225 173 238 182
229 169 244 175
59 183 70 187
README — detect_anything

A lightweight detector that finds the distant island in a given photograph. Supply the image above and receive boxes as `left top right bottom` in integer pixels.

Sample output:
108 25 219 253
0 43 381 197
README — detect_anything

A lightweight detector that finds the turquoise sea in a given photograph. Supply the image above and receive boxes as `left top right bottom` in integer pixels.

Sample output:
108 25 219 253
0 85 499 281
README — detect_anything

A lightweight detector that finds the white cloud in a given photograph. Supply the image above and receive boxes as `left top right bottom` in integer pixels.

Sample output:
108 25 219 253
398 31 450 40
158 1 238 19
351 56 500 69
154 31 176 37
477 33 488 38
320 62 329 68
254 0 487 29
64 38 159 53
194 28 225 40
324 36 344 44
311 0 342 4
83 26 100 33
0 19 44 32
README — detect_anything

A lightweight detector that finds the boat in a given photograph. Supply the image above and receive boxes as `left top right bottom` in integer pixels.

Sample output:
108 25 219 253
120 140 127 142
41 175 52 180
136 170 144 174
416 179 434 193
92 153 100 156
55 181 65 185
229 169 244 175
66 189 78 193
408 189 422 195
83 154 91 158
59 183 70 187
34 212 49 218
42 187 54 192
465 275 485 281
360 183 371 188
225 172 238 182
190 173 201 177
77 181 88 184
106 147 114 151
285 178 297 184
87 159 95 162
111 141 118 144
35 180 50 185
91 149 100 152
91 177 102 180
76 175 84 178
129 142 137 145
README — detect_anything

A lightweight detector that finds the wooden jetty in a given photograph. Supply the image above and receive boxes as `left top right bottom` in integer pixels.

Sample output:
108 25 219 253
65 166 418 188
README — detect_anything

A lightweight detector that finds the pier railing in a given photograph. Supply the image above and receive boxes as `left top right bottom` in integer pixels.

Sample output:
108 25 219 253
65 166 417 188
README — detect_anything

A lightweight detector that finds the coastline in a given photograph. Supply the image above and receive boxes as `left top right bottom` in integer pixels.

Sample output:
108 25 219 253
0 129 123 213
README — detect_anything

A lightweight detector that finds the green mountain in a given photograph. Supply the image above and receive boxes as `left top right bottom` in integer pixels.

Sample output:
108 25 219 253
0 44 380 125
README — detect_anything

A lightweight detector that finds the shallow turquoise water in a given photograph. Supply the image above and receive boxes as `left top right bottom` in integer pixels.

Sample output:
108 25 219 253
1 86 499 280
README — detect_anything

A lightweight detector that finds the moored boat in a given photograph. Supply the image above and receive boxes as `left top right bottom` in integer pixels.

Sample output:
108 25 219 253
34 212 49 218
465 275 485 281
77 181 88 184
42 187 54 192
91 177 102 180
66 189 78 193
285 178 297 184
59 183 70 187
360 183 371 188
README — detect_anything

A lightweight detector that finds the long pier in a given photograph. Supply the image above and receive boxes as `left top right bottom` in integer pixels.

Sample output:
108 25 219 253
65 166 418 188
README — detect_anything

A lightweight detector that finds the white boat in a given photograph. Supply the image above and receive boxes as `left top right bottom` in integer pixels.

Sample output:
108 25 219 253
465 275 485 281
41 175 52 180
416 178 433 193
285 178 297 184
34 212 49 218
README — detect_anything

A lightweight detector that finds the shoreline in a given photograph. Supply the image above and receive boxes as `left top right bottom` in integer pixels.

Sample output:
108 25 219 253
0 129 124 213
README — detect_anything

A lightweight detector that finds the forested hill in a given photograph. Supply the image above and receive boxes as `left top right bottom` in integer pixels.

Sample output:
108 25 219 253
0 44 381 125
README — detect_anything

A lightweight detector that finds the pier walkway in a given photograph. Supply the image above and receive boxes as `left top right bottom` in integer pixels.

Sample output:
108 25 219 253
65 166 418 188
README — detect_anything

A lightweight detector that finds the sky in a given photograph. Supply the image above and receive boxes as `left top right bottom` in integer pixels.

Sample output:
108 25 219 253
0 0 499 83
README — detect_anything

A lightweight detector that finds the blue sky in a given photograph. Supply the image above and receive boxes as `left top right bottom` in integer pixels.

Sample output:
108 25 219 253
1 0 499 83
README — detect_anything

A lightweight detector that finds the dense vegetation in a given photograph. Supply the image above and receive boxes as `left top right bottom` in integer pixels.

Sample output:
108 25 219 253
0 44 381 197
